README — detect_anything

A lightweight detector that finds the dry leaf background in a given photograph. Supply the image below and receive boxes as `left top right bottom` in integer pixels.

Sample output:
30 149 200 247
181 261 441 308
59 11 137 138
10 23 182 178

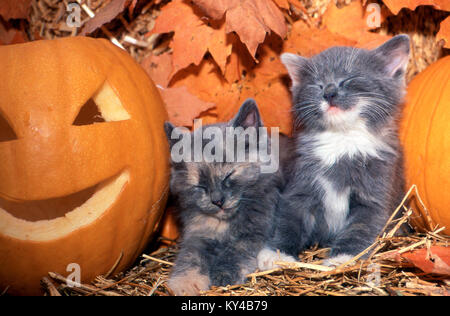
0 0 449 134
139 0 450 135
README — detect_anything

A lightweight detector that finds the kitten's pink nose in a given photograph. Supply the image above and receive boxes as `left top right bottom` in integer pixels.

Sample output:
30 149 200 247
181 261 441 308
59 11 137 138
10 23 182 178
211 191 225 207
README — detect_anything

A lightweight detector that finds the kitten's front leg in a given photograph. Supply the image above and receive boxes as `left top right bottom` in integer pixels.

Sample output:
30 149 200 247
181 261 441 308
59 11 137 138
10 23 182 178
168 241 211 295
324 203 387 267
257 192 316 271
209 243 259 286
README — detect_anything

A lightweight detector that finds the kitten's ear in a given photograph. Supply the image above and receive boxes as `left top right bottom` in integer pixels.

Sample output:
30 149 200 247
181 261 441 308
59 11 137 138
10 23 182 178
231 98 263 129
280 53 307 87
372 34 410 79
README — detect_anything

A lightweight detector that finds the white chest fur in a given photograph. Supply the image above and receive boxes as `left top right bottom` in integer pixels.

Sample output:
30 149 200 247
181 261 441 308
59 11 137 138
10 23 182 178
318 177 350 234
311 122 387 167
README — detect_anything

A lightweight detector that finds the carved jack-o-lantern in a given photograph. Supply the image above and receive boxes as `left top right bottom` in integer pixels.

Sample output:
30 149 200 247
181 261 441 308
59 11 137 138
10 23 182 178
0 37 169 295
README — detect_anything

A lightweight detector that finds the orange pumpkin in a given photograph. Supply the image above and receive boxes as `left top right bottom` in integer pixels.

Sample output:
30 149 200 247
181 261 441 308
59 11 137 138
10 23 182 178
400 56 450 235
0 37 170 295
159 206 180 246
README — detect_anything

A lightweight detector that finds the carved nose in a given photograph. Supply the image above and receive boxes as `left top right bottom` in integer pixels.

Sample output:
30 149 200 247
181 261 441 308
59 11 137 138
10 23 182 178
323 83 338 102
211 191 224 207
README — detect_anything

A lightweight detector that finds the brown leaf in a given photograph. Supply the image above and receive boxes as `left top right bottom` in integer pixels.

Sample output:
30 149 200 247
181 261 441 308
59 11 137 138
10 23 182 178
192 0 287 58
284 20 356 57
159 85 215 127
217 34 292 135
382 0 450 15
140 52 173 88
437 16 450 48
151 0 232 78
81 0 129 35
171 35 293 135
400 246 450 275
0 0 31 20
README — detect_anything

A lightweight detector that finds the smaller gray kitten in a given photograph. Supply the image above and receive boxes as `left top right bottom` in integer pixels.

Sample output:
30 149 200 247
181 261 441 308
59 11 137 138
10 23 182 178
259 35 411 268
165 99 282 295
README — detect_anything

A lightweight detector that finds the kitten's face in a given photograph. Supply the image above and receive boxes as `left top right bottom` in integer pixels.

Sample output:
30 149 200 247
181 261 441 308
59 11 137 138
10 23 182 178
173 161 260 220
165 99 266 221
282 35 410 132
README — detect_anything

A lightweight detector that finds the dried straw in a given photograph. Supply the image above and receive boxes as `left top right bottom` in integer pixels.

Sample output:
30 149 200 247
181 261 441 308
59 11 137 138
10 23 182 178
43 185 449 296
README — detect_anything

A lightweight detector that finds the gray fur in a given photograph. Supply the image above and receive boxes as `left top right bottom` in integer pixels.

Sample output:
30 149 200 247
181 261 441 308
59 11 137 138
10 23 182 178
268 35 411 259
166 99 283 295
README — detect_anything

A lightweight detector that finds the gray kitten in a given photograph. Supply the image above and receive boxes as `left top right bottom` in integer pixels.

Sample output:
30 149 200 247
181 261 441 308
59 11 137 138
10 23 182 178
165 99 283 295
259 35 411 268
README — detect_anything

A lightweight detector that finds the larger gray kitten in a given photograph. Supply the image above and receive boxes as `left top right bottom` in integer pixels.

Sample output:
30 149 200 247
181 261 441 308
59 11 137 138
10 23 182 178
259 35 411 268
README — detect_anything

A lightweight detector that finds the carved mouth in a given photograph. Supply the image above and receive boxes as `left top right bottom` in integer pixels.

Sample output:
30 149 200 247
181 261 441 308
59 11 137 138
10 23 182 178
0 170 129 241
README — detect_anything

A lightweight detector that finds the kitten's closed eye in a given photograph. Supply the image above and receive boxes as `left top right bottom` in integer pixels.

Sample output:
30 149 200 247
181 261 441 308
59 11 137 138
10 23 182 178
222 171 235 188
194 185 208 192
338 76 357 88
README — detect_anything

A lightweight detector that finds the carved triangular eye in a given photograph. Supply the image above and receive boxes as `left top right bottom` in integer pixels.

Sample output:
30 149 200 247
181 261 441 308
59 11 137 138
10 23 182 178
0 111 17 142
72 98 106 126
73 81 130 126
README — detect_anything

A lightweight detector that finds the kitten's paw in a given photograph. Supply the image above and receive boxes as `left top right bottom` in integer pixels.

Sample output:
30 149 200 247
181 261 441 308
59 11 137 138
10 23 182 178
257 247 297 271
168 269 210 296
323 254 354 268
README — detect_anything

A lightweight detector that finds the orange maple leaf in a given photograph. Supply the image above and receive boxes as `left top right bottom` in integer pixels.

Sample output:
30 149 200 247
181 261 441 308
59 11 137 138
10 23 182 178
141 52 173 88
284 20 356 57
151 0 232 78
322 1 391 49
171 35 292 135
398 246 450 276
192 0 287 58
159 85 215 127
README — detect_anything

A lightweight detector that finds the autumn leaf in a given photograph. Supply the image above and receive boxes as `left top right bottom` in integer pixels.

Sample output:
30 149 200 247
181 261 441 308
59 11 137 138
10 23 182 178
322 1 391 49
81 0 129 35
437 16 450 48
399 246 450 275
141 52 173 88
192 0 287 58
0 0 31 20
159 85 215 127
284 20 356 57
151 0 232 79
171 56 237 126
171 34 293 135
218 34 292 134
382 0 450 15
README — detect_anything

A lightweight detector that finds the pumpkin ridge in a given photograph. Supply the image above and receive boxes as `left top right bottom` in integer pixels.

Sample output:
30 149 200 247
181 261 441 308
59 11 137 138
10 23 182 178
422 68 450 228
403 63 437 218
